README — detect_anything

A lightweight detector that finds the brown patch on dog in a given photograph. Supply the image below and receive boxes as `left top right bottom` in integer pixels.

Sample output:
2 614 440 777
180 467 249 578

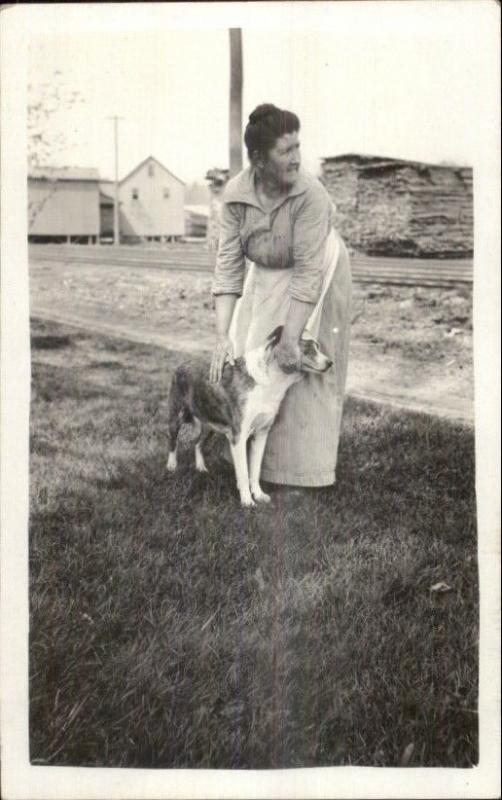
168 356 256 446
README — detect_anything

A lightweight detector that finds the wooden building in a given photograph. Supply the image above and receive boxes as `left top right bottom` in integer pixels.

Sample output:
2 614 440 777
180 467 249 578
118 156 185 242
99 182 115 240
28 167 100 243
29 157 190 244
184 204 209 238
321 154 473 258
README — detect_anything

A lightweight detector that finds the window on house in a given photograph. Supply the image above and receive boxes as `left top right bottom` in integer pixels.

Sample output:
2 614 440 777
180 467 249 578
163 187 170 199
132 188 139 200
148 163 154 177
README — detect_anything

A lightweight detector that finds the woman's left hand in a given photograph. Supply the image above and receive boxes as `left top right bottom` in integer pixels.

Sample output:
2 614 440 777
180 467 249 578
275 339 301 374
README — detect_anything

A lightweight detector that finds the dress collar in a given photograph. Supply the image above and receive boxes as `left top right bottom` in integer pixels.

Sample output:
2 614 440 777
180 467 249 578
224 166 310 209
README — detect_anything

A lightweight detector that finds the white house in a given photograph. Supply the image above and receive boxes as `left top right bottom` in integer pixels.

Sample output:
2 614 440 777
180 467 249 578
118 156 185 241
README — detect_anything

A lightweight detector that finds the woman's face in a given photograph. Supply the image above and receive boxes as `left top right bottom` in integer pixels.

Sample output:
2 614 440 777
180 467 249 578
258 131 301 190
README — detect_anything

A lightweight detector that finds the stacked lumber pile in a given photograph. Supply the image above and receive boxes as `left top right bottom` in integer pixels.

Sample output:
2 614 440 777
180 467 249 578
322 155 473 257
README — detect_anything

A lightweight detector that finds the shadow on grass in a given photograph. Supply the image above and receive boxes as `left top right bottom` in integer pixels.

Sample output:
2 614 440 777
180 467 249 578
31 334 74 350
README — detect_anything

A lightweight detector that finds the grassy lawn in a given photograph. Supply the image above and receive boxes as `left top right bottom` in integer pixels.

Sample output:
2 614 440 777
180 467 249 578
29 318 478 769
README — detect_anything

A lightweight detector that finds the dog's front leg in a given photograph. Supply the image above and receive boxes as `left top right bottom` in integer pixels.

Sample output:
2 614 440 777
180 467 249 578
229 437 255 507
249 429 271 503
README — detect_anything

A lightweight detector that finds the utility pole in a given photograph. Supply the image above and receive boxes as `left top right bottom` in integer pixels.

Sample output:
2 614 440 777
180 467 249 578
229 29 243 178
107 116 124 245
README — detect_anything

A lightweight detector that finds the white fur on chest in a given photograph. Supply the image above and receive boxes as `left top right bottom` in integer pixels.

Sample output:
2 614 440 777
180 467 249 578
241 385 283 436
240 349 301 437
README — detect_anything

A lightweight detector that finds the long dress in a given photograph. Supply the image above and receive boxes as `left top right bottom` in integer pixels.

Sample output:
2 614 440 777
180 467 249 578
212 166 352 487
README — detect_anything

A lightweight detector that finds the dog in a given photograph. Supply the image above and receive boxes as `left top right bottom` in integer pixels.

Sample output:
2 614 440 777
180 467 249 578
166 326 332 507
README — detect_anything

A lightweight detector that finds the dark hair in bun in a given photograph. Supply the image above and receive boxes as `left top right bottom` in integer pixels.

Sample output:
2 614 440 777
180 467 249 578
244 103 300 162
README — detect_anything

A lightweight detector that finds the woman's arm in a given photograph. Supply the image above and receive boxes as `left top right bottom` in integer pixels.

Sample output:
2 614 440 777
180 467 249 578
289 182 334 304
275 183 332 372
210 201 245 382
211 202 246 296
209 294 238 383
275 297 315 373
215 293 238 339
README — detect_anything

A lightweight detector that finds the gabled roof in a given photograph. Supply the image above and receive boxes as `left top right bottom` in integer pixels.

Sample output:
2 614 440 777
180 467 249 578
120 156 185 186
29 166 100 182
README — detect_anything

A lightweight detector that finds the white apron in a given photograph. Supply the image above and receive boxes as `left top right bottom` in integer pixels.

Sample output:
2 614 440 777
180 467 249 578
228 230 351 487
229 230 340 354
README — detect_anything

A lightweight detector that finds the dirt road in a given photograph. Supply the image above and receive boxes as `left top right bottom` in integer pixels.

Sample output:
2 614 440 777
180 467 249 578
30 259 474 424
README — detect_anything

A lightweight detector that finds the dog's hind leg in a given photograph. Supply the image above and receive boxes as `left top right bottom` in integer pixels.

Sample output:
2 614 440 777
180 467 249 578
195 444 207 472
167 402 183 473
194 420 209 473
167 418 180 472
249 430 271 503
229 437 254 507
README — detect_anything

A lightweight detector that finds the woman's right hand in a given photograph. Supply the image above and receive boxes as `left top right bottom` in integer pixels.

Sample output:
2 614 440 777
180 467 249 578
210 335 235 383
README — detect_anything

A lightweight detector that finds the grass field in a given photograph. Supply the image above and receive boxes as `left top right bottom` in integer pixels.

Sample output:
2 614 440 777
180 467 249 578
29 317 478 769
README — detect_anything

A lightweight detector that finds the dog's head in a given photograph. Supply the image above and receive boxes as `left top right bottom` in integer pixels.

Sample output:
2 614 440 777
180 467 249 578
298 334 333 373
265 326 333 374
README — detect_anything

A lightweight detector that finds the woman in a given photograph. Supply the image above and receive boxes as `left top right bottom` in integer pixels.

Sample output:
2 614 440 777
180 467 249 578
210 104 351 488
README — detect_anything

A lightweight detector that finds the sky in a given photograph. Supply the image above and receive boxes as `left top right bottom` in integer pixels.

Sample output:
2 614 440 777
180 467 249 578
26 2 497 185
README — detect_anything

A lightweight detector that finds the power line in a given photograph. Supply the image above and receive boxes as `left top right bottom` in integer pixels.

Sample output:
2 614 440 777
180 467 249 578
107 116 125 245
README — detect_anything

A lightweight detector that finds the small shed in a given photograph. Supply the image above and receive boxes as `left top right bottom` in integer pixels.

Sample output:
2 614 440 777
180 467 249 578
184 204 209 238
119 156 185 242
99 181 116 240
321 154 473 257
28 167 100 242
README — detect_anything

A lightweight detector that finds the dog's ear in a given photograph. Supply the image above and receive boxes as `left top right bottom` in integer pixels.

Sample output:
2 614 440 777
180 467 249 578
265 325 284 350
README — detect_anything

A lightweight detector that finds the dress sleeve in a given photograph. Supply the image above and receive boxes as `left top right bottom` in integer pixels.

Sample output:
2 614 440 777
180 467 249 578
289 185 335 303
211 202 246 297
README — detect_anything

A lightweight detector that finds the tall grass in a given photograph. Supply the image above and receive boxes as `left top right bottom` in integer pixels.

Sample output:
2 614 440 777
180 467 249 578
29 318 478 768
